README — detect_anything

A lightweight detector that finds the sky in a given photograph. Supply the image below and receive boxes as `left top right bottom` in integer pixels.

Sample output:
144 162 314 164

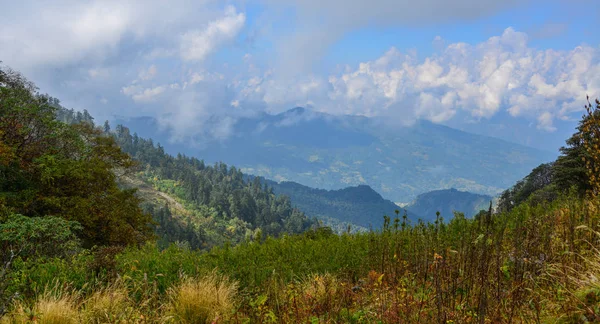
1 0 599 153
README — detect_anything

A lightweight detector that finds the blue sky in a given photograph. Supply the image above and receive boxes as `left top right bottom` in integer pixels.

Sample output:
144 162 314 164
1 0 599 152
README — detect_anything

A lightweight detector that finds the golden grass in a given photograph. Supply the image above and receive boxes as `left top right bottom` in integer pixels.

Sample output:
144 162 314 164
167 271 238 324
3 289 79 324
80 283 137 323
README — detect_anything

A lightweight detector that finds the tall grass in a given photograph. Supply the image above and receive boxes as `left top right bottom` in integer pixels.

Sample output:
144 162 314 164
2 194 599 322
2 285 79 324
167 272 238 324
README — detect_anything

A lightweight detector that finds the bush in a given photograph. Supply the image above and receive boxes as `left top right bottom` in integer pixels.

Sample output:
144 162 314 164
167 272 238 324
3 286 79 324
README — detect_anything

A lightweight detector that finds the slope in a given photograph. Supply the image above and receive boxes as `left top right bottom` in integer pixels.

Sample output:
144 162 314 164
117 107 555 202
262 180 422 231
406 188 492 220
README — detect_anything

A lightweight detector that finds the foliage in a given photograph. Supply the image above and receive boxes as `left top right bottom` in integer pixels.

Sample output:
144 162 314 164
0 214 82 259
582 97 600 196
109 124 318 248
0 214 81 317
498 100 600 212
3 64 600 322
2 194 600 322
0 66 153 247
498 163 555 212
5 287 79 324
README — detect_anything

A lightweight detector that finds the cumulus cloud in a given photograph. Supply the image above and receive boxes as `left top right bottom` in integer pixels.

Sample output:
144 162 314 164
2 0 598 146
232 28 600 131
0 0 234 72
180 6 246 62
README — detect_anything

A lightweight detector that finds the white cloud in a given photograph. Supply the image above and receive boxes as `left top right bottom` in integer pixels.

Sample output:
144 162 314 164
121 84 169 103
0 1 131 70
537 111 557 131
232 28 600 131
0 0 234 72
180 6 246 62
1 0 598 146
131 85 167 102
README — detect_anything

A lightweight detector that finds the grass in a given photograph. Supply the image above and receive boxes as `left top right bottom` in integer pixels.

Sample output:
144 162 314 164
2 286 79 324
167 272 238 324
3 194 600 323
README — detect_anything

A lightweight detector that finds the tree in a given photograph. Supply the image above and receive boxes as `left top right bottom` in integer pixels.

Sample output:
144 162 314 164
103 120 111 134
582 97 600 196
0 65 153 247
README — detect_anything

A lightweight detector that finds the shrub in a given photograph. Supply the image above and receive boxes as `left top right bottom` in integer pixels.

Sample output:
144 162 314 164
167 272 238 324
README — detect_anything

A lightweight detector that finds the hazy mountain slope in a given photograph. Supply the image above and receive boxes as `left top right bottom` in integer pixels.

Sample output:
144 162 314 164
262 180 422 231
407 188 492 220
117 107 555 202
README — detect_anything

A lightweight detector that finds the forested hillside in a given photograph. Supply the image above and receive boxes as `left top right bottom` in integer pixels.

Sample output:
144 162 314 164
497 103 600 212
51 106 318 249
0 67 152 248
263 180 418 231
112 123 317 247
119 107 554 202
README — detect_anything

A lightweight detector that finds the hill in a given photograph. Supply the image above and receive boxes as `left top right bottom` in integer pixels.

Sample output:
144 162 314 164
261 180 422 231
117 108 555 202
406 188 492 220
50 107 319 249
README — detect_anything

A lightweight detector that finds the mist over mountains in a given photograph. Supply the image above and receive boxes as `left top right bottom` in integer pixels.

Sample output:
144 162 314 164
117 107 555 202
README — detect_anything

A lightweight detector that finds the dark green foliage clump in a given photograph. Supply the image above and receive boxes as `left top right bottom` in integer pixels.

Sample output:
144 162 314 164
0 66 153 247
0 214 82 315
498 108 600 212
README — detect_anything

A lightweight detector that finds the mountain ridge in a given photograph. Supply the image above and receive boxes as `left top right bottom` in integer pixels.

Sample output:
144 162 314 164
116 107 555 202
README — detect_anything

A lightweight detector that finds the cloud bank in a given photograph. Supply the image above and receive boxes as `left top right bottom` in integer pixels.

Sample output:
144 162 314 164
0 0 598 148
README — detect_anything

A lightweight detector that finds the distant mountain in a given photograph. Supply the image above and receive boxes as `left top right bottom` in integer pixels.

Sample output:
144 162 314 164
117 107 555 202
261 180 421 231
407 188 492 220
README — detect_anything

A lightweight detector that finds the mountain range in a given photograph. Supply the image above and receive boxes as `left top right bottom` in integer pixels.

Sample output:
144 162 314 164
117 107 555 203
263 178 494 230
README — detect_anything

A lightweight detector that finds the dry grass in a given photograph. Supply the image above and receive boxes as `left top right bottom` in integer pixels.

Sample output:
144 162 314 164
80 282 138 323
299 273 339 308
2 288 79 324
167 271 238 324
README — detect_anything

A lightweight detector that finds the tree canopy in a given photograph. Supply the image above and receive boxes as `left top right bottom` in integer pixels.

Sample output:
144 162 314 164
0 66 153 247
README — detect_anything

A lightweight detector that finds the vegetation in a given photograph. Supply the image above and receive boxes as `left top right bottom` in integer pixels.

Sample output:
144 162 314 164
2 64 600 323
264 180 407 231
120 107 554 202
110 123 317 248
0 66 152 247
498 99 600 212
